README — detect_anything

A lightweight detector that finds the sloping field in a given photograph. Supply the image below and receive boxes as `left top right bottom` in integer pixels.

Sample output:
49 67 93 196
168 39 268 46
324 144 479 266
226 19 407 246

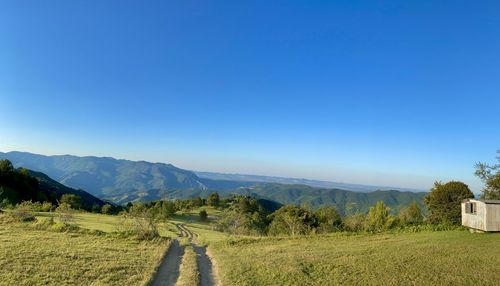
210 230 500 285
0 218 169 286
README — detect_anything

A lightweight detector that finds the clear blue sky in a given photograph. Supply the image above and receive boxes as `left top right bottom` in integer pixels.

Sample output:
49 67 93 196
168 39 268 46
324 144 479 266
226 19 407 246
1 1 499 191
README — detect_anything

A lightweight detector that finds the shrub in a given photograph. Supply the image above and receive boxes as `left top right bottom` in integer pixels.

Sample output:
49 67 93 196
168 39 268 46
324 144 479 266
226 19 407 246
425 181 473 224
10 201 36 222
124 203 160 240
41 201 53 212
364 201 395 232
268 205 317 237
101 204 113 215
0 198 12 209
342 213 366 232
56 203 74 225
92 204 101 213
398 202 423 226
199 209 208 222
217 196 269 235
59 194 82 210
315 206 342 233
207 192 220 207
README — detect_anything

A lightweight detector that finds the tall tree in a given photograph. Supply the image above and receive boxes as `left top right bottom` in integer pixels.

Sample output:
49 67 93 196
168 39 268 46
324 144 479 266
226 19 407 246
475 150 500 200
398 202 423 226
364 201 393 232
424 181 474 224
268 205 317 237
315 206 342 233
60 194 82 210
0 159 14 173
207 192 220 207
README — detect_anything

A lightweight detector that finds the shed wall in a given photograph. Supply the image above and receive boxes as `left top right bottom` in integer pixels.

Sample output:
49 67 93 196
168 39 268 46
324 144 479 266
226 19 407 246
461 202 487 231
485 204 500 231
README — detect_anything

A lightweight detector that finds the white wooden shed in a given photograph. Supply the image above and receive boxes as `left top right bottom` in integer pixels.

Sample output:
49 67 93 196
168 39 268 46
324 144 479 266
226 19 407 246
461 199 500 232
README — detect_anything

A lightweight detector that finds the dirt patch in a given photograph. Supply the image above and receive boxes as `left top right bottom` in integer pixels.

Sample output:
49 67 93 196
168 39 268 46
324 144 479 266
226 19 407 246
194 244 215 286
178 224 217 286
151 239 184 286
206 247 221 286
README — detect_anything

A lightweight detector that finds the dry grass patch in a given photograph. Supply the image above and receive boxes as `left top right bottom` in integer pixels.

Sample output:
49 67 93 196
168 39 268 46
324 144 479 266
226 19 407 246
0 218 170 286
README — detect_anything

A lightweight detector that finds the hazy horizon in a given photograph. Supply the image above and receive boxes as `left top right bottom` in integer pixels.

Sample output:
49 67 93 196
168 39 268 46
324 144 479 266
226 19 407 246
2 1 499 192
0 148 474 192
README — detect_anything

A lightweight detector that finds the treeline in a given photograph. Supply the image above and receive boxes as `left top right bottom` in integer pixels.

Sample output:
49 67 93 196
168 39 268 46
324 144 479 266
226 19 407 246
123 180 474 237
0 160 50 203
215 197 424 236
0 159 120 214
216 180 475 236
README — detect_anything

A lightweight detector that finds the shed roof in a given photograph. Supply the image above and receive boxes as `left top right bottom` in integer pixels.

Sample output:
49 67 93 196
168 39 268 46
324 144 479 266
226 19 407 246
481 200 500 204
462 199 500 204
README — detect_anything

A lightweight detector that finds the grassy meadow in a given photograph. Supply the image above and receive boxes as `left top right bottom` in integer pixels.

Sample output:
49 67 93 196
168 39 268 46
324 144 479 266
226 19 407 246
210 230 500 286
0 213 170 286
2 206 500 286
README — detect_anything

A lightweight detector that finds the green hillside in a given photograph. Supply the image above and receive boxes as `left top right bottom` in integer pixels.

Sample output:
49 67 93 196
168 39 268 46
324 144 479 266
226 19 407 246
230 183 427 215
0 151 252 197
0 152 426 212
0 160 107 210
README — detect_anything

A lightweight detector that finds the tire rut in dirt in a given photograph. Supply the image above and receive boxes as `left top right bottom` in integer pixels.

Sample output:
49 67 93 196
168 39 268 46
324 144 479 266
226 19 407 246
151 240 184 286
194 244 215 286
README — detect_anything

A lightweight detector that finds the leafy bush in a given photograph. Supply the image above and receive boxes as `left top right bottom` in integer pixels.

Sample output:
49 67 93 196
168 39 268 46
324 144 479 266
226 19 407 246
41 201 53 212
268 205 317 237
398 202 423 226
199 209 208 222
217 196 269 235
59 194 82 210
9 201 37 222
92 204 101 213
101 204 113 214
364 201 396 232
123 203 160 240
425 181 473 224
315 206 342 233
342 213 366 232
207 192 220 207
56 203 75 225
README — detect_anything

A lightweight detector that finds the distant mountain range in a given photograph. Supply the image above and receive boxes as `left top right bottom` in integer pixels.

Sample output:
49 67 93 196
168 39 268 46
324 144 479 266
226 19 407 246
28 169 108 209
0 151 427 214
195 171 425 193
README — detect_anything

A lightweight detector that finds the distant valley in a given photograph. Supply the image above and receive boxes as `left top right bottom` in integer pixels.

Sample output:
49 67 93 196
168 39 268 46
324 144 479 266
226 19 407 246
0 151 427 214
195 171 425 193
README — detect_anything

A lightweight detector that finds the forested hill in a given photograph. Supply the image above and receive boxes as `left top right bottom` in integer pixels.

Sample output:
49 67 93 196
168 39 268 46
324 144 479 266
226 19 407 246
0 160 107 210
0 151 253 198
0 151 426 213
101 183 426 215
227 183 427 215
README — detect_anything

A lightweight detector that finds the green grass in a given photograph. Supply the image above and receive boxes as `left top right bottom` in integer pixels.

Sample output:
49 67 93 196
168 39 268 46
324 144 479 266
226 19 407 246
36 211 180 238
210 230 500 285
36 212 123 233
12 208 498 286
0 215 170 286
170 207 229 244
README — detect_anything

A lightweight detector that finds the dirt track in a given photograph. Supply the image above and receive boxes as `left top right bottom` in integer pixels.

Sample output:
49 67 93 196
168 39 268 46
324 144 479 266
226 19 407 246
152 224 216 286
151 239 184 286
177 224 215 286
